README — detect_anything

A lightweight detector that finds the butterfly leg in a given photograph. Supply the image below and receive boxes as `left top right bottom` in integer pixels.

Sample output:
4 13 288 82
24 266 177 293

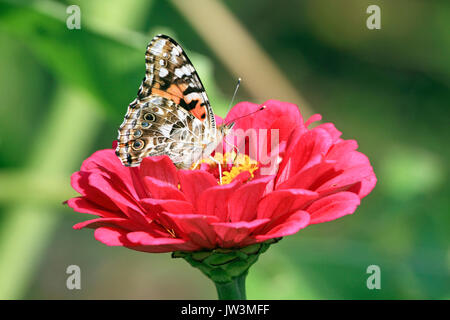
209 155 223 184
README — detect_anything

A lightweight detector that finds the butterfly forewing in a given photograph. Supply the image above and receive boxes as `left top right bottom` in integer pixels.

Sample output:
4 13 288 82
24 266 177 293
139 34 216 130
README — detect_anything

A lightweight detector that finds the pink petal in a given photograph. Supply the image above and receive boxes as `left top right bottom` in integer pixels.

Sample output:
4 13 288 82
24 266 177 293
304 114 322 127
178 170 217 205
196 179 243 221
255 210 310 240
307 192 361 224
212 219 270 248
94 227 133 246
257 189 318 220
66 197 122 218
139 156 179 186
143 176 186 200
159 212 219 249
323 144 377 198
80 149 147 199
315 163 375 197
140 198 195 214
227 175 274 222
126 231 187 246
315 123 342 143
326 140 359 161
226 100 303 134
73 217 142 230
276 159 337 190
127 233 200 253
277 127 333 185
225 100 304 160
81 149 124 174
72 171 147 224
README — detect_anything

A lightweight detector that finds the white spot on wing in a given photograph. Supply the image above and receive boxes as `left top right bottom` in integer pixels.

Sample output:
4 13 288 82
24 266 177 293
174 68 184 78
181 65 191 76
159 67 169 77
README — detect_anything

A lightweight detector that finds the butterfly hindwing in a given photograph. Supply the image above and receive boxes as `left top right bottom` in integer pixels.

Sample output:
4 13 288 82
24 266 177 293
116 95 206 168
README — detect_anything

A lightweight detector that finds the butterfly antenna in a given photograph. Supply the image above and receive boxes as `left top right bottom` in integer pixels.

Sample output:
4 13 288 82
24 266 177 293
226 105 267 125
226 77 242 113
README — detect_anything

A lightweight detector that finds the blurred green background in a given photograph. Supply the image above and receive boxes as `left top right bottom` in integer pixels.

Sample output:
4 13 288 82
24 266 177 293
0 0 448 299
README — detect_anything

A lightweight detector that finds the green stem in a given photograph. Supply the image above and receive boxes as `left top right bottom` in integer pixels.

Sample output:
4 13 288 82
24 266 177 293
214 272 247 300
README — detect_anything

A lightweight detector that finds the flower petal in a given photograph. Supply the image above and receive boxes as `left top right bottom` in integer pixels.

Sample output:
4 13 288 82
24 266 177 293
227 175 274 222
304 114 322 127
324 143 377 198
94 227 133 246
140 198 195 215
226 100 303 135
225 100 304 161
127 231 200 253
196 179 243 221
255 210 310 240
66 197 122 218
126 231 188 246
277 127 333 185
178 170 217 205
159 212 219 249
276 159 337 190
139 155 179 186
143 176 186 200
307 192 361 224
315 123 342 143
80 149 147 199
212 219 270 248
72 171 147 224
73 217 142 230
257 189 318 220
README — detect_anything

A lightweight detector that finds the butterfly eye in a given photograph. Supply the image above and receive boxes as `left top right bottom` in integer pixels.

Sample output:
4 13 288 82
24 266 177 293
133 129 142 138
132 139 144 150
144 113 156 122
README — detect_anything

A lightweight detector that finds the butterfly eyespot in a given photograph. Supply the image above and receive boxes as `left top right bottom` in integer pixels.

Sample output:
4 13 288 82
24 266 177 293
141 122 150 128
144 113 156 122
132 139 144 150
133 129 143 137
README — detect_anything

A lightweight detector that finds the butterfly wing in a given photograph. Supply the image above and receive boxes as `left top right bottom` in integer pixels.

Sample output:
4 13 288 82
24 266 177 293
116 95 206 168
116 34 219 168
139 34 216 132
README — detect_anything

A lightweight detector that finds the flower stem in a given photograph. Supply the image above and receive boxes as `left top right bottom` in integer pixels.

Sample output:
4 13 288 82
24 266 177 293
214 272 247 300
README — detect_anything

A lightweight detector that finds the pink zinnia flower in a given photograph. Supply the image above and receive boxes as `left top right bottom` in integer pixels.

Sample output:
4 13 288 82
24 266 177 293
66 100 376 253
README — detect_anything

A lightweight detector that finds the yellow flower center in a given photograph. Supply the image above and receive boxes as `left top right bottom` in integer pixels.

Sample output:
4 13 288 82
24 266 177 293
191 152 259 185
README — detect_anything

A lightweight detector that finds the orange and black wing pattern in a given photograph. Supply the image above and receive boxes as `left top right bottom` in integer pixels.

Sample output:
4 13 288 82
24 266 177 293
138 34 215 129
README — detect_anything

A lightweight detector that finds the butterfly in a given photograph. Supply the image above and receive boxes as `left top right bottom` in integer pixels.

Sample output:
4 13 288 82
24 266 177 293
116 34 234 170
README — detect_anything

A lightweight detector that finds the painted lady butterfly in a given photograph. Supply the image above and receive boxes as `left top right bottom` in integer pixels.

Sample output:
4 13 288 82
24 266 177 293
116 34 234 169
